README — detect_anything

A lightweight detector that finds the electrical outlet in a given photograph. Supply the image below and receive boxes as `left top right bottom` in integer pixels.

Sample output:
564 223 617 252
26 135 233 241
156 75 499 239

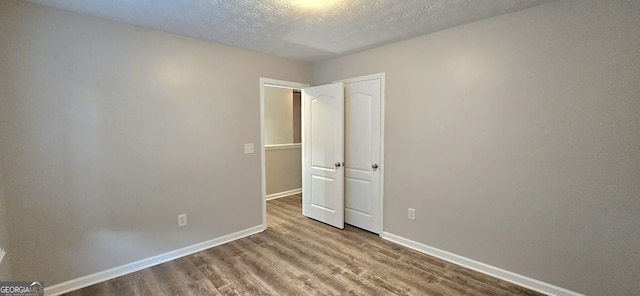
178 214 187 227
244 143 254 154
408 208 416 220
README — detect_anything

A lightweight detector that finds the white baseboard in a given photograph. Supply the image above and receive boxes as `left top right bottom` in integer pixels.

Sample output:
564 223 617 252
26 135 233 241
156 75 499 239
45 225 264 296
381 232 584 296
266 188 301 201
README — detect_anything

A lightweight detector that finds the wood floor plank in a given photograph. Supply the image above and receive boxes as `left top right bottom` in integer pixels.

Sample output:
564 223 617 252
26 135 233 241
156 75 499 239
63 194 546 296
195 244 274 296
248 230 355 295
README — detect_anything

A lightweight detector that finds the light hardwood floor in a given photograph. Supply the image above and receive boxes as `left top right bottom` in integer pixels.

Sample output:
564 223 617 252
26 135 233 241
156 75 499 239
64 194 545 295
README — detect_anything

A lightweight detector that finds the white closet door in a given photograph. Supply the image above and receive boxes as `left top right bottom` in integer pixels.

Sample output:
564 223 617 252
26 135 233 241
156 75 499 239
344 78 382 234
302 83 345 229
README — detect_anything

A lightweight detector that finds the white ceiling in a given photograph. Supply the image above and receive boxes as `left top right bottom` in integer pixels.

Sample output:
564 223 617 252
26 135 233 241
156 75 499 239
23 0 554 62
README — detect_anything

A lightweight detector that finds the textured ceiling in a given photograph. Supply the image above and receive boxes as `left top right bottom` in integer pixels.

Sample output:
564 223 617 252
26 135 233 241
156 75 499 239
23 0 554 62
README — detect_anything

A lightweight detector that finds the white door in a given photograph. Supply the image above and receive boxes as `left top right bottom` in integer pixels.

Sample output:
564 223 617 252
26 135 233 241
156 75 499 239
302 83 345 229
344 77 382 233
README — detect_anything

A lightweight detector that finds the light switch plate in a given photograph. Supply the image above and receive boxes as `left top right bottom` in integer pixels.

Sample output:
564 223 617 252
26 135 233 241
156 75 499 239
244 143 255 154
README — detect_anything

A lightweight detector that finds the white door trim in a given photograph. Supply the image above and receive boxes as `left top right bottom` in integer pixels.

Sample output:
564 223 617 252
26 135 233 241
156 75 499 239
334 73 385 236
259 78 310 230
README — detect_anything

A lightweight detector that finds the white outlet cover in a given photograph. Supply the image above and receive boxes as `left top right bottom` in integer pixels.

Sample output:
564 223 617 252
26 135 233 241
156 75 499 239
178 214 187 227
244 143 255 154
408 208 416 220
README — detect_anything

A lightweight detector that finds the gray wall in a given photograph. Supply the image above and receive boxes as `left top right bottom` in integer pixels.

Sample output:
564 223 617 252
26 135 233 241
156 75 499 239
0 0 311 286
265 148 302 196
264 87 295 145
315 1 640 295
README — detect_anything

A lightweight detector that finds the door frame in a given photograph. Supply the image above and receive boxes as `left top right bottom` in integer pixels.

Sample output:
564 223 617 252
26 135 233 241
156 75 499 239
334 73 385 235
259 78 309 230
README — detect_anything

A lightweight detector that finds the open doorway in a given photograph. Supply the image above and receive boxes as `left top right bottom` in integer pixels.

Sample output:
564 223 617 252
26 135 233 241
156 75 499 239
264 86 302 199
259 78 309 229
